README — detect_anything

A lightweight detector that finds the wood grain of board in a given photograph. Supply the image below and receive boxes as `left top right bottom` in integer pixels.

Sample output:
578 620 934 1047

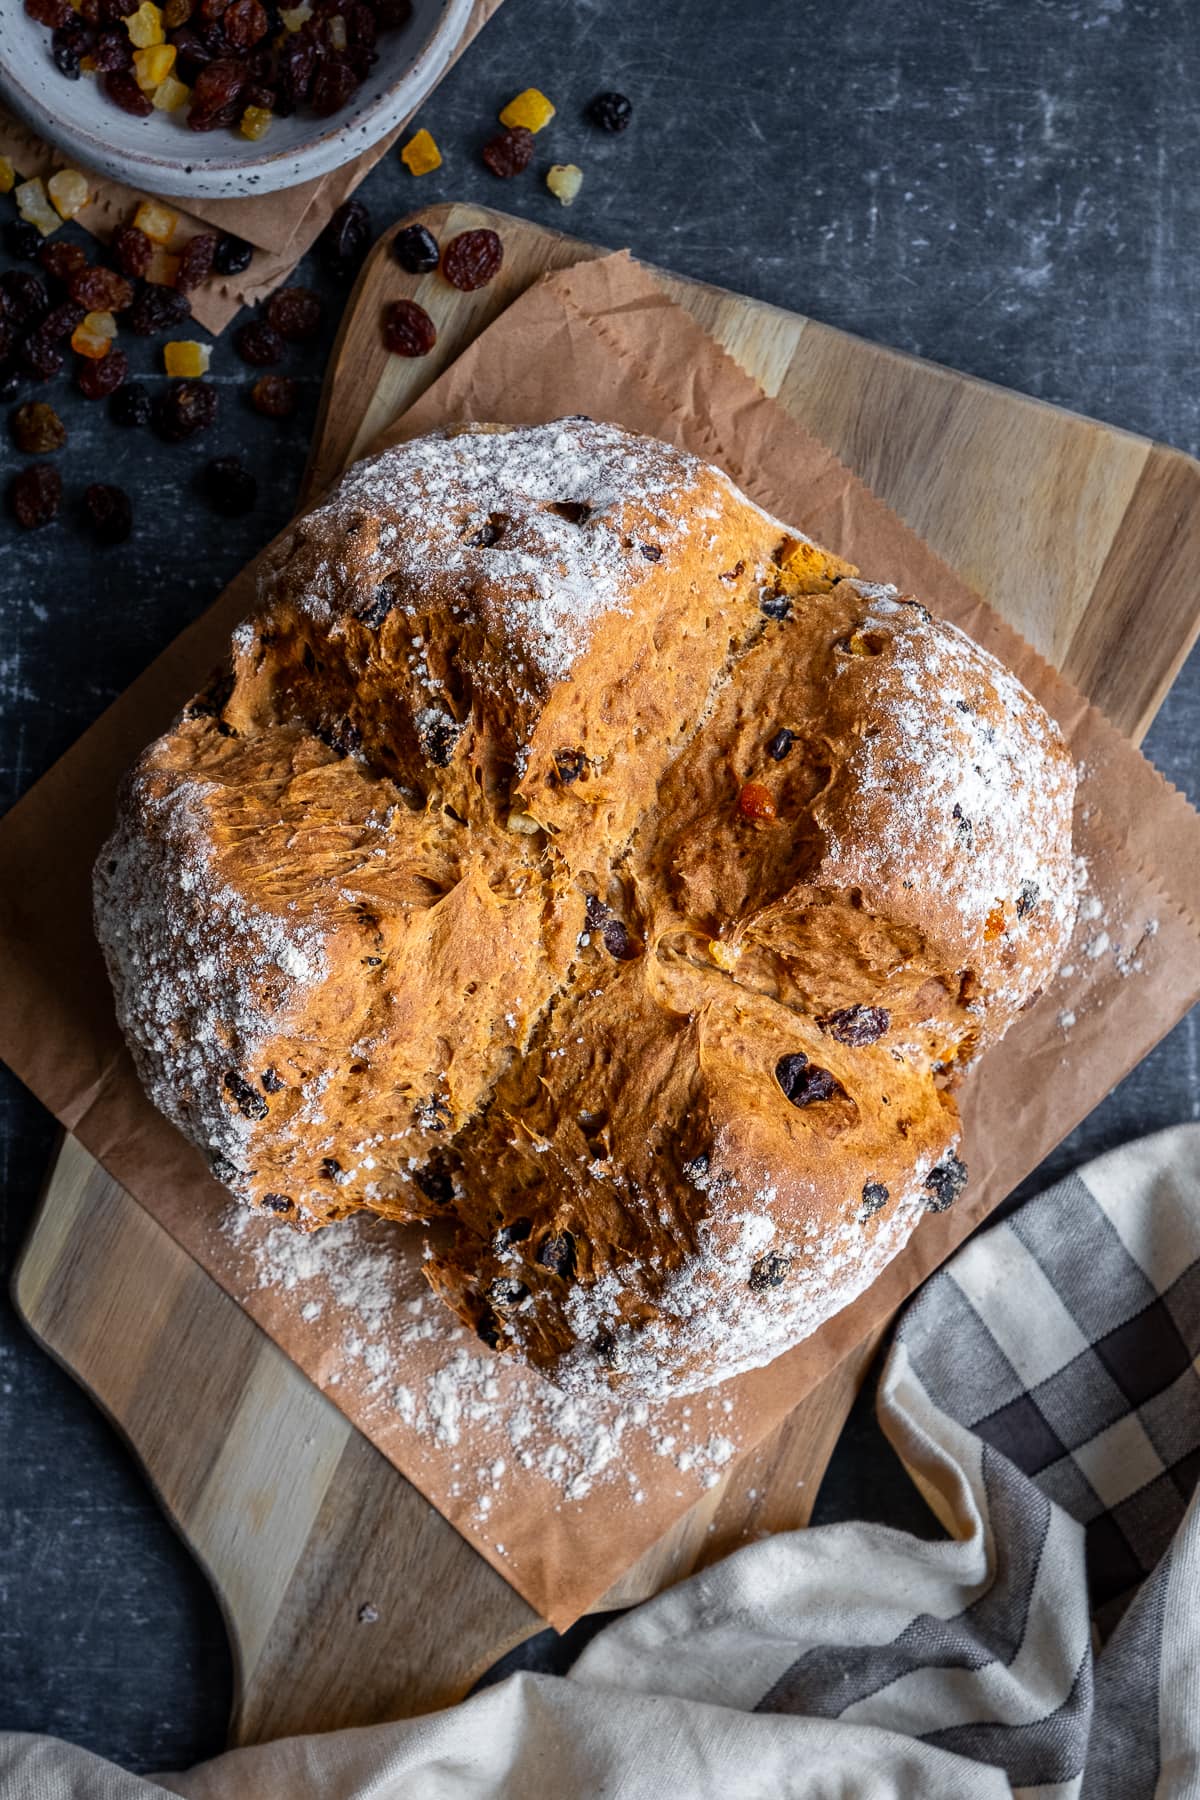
15 202 1200 1743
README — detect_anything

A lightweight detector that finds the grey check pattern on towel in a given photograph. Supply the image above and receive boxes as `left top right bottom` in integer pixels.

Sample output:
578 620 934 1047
5 1125 1200 1799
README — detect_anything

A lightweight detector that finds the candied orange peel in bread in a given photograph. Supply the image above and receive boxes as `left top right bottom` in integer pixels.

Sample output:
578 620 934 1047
94 419 1075 1396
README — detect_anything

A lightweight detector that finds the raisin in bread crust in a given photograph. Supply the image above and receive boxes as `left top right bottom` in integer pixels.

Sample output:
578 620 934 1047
94 419 1076 1397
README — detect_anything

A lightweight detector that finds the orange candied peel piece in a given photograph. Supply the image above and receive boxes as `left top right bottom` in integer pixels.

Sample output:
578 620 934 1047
72 311 118 359
125 0 165 46
737 781 778 822
984 902 1008 943
400 127 441 176
0 159 14 197
499 87 555 132
133 198 177 244
775 533 856 594
240 105 273 141
163 339 211 377
47 168 90 219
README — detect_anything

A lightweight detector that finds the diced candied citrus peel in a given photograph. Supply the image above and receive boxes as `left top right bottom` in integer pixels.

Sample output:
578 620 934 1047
775 534 856 594
736 781 778 822
145 245 181 285
546 162 582 206
72 312 118 359
327 12 346 48
79 53 97 71
0 158 14 195
47 168 90 220
125 0 165 46
240 105 273 141
499 87 555 132
844 629 885 657
984 903 1007 942
400 127 441 175
16 178 60 238
152 74 190 111
133 199 177 244
708 938 741 972
163 339 211 376
279 1 311 26
133 41 176 88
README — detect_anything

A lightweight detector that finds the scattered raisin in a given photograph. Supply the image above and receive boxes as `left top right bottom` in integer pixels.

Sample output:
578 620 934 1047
105 67 153 113
267 284 322 341
537 1231 576 1279
553 748 586 783
69 265 134 312
92 26 132 69
320 1156 342 1179
2 271 50 324
37 300 85 343
154 378 218 440
3 221 43 263
775 1052 841 1107
482 124 534 178
163 0 192 22
594 1329 619 1367
112 224 154 280
603 918 638 960
176 231 219 293
495 1216 532 1248
924 1153 968 1212
213 231 253 276
53 34 83 76
188 57 247 130
318 198 371 275
8 463 62 529
441 228 503 292
859 1181 890 1220
203 454 257 516
25 0 74 28
749 1251 791 1290
414 1159 454 1206
766 728 794 761
128 282 192 335
262 1193 294 1213
416 711 460 767
83 481 133 544
21 332 64 382
224 1068 268 1119
221 0 267 46
249 372 297 418
391 222 439 273
311 56 358 115
77 347 128 399
489 1277 530 1308
586 90 633 132
1016 881 1040 919
952 803 973 845
209 1153 240 1184
821 1005 889 1047
0 365 23 404
38 241 89 287
639 542 662 561
10 402 66 454
235 316 285 365
759 591 791 621
382 297 436 357
110 381 152 427
737 781 777 822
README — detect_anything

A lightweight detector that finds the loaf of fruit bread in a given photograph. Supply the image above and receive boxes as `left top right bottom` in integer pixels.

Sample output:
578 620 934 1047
93 419 1076 1397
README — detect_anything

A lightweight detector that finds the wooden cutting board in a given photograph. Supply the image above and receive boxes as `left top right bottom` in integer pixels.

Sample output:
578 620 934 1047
14 203 1200 1749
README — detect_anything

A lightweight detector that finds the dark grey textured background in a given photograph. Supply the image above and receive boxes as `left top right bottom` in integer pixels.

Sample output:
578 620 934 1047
2 0 1198 1773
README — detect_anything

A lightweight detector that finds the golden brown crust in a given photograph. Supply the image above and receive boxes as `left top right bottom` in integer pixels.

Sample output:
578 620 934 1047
94 420 1075 1395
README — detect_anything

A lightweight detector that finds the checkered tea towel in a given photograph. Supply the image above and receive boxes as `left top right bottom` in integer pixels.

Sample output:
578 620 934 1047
6 1123 1200 1799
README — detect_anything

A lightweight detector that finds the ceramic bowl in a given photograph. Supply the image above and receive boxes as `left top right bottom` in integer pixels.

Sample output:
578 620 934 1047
0 0 472 199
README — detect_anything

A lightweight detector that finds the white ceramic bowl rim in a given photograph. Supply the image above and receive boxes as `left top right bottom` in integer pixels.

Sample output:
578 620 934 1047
0 0 472 198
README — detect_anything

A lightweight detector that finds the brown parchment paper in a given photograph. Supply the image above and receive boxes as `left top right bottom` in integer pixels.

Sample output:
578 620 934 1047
3 252 1200 1633
0 0 500 332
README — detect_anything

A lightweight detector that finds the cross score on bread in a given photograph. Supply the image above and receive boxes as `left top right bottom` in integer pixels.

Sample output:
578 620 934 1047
93 421 1076 1398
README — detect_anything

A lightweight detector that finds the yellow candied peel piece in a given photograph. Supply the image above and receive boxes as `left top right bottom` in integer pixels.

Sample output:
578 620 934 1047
72 312 118 359
15 178 60 238
164 340 211 377
152 74 191 111
279 1 311 25
546 163 582 206
0 158 15 196
400 127 441 175
499 88 555 132
47 169 91 219
125 1 164 46
133 41 176 88
133 199 177 244
240 105 273 141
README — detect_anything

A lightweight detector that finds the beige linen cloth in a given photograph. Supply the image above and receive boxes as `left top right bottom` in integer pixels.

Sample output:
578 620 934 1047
4 1123 1200 1797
